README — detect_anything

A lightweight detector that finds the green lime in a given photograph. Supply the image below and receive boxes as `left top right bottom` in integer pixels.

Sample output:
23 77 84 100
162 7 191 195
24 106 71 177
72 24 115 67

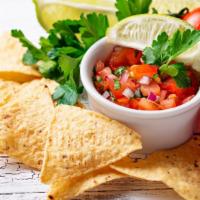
33 0 117 30
107 14 192 50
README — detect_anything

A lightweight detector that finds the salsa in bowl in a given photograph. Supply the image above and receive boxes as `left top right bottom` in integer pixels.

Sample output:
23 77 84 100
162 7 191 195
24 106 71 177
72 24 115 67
80 37 200 153
93 46 199 111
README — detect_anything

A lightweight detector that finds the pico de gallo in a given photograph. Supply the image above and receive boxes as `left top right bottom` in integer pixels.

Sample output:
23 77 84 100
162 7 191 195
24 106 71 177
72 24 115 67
93 47 199 111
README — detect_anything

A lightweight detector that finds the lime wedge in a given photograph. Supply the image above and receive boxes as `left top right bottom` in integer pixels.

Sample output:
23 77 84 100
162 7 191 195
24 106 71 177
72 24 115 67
33 0 117 30
150 0 200 14
176 43 200 72
107 14 193 50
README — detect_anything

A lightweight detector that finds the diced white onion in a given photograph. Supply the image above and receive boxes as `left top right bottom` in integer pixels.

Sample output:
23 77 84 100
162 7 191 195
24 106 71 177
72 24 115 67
139 76 151 85
122 88 134 98
102 91 110 99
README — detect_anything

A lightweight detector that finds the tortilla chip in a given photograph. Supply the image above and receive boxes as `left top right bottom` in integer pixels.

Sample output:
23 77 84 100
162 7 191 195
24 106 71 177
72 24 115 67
0 79 20 106
40 105 141 183
0 32 41 83
47 167 125 200
0 79 54 169
111 134 200 200
40 78 59 95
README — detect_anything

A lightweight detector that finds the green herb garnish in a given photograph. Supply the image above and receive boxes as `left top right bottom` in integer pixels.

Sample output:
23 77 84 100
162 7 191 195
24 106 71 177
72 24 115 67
115 0 152 20
114 66 126 76
143 29 200 88
12 13 109 105
114 79 121 90
96 76 102 83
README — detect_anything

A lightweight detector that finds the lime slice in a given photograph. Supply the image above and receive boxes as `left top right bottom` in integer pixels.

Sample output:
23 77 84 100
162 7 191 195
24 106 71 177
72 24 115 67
33 0 117 30
150 0 200 14
176 44 200 72
107 14 193 50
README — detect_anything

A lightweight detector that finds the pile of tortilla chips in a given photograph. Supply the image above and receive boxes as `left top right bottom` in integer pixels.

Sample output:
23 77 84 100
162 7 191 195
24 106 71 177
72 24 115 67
0 32 200 200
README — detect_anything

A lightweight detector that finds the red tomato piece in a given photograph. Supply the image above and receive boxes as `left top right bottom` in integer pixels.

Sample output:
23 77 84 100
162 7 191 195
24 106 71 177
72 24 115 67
98 67 112 79
140 82 161 96
116 97 130 107
160 90 168 102
183 8 200 30
138 98 161 110
129 64 158 80
130 99 139 109
95 60 105 72
109 47 142 70
161 77 197 100
109 83 125 99
160 98 177 110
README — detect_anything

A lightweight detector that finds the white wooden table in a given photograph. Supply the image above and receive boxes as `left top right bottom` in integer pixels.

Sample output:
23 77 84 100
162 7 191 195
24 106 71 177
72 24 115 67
0 155 183 200
0 1 185 199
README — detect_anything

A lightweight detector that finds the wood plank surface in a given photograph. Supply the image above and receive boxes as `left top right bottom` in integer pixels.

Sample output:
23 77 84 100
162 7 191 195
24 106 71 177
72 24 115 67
0 155 184 200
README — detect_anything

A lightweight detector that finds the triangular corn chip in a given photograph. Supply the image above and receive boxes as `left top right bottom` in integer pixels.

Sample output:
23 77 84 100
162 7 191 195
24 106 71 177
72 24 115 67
111 135 200 200
0 79 54 169
41 105 142 183
47 167 125 200
0 32 41 83
0 79 20 106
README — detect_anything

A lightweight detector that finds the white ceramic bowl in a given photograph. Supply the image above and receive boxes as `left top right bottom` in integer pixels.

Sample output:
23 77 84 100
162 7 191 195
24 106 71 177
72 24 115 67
80 37 200 153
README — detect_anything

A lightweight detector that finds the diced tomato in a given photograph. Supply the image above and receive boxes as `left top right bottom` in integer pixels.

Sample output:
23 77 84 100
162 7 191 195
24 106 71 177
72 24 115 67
109 83 125 99
130 99 139 109
109 47 142 70
95 79 109 92
126 50 142 66
161 77 197 100
129 64 158 80
126 78 137 91
116 97 130 107
140 82 161 96
95 60 105 72
160 90 168 102
108 75 137 99
98 67 112 79
138 98 161 110
160 98 177 109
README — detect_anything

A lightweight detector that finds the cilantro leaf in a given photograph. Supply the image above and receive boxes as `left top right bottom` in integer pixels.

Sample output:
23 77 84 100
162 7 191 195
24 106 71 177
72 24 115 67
11 30 49 62
160 63 191 88
38 60 57 78
172 63 191 88
143 29 200 65
80 13 109 49
143 32 169 65
52 70 79 105
143 29 200 88
58 55 79 79
23 50 38 65
52 83 78 105
114 79 121 90
115 0 152 20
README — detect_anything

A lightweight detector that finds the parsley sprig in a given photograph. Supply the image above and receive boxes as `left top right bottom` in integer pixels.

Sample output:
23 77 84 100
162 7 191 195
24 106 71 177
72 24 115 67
12 13 109 105
143 29 200 88
115 0 152 20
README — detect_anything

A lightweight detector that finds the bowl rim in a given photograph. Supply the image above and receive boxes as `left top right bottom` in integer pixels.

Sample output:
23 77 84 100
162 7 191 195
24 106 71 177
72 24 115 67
80 37 200 119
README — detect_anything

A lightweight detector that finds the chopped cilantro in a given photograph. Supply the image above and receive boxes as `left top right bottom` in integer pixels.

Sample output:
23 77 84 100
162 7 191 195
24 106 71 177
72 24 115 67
114 79 121 90
114 66 126 76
